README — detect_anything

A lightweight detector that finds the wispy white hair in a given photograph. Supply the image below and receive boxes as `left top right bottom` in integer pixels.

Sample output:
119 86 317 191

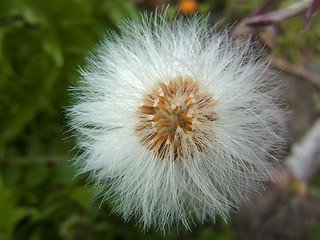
68 12 285 232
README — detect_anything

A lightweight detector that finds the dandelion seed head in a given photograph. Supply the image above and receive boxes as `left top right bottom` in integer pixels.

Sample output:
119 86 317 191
68 12 286 232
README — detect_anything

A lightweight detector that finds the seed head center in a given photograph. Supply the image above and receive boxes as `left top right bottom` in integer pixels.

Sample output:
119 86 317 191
136 76 215 160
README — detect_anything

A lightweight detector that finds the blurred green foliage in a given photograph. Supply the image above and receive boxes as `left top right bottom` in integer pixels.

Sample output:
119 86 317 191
1 0 319 239
0 0 139 158
0 0 232 239
274 0 320 62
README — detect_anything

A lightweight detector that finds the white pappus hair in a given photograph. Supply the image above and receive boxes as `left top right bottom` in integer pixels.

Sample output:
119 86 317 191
68 12 285 232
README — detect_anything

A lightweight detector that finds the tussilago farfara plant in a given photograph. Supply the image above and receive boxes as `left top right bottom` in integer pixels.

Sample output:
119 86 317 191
68 13 285 232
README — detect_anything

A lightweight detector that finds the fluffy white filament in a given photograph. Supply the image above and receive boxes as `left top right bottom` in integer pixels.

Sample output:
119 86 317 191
68 13 285 232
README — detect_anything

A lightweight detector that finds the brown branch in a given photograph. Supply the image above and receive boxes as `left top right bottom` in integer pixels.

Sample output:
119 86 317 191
272 57 320 87
244 0 312 27
306 0 320 19
233 0 313 37
304 0 320 30
286 119 320 182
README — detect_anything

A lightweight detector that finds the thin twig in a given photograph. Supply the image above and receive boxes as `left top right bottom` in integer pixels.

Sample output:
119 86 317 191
233 0 313 37
273 57 320 87
244 0 312 27
286 119 320 182
304 0 320 30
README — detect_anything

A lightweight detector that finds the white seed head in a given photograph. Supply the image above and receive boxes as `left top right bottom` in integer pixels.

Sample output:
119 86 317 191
68 13 285 232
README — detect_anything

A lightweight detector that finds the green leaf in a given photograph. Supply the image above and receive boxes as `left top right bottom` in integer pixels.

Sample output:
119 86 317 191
0 54 59 148
0 186 35 240
42 31 64 67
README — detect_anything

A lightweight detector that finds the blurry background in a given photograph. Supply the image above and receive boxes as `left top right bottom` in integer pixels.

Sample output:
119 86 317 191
1 0 320 239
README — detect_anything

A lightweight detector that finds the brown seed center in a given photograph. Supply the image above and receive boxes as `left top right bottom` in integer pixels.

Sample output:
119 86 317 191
135 76 215 160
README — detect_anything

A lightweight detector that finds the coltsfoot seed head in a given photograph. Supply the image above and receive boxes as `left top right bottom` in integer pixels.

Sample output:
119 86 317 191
68 12 285 232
